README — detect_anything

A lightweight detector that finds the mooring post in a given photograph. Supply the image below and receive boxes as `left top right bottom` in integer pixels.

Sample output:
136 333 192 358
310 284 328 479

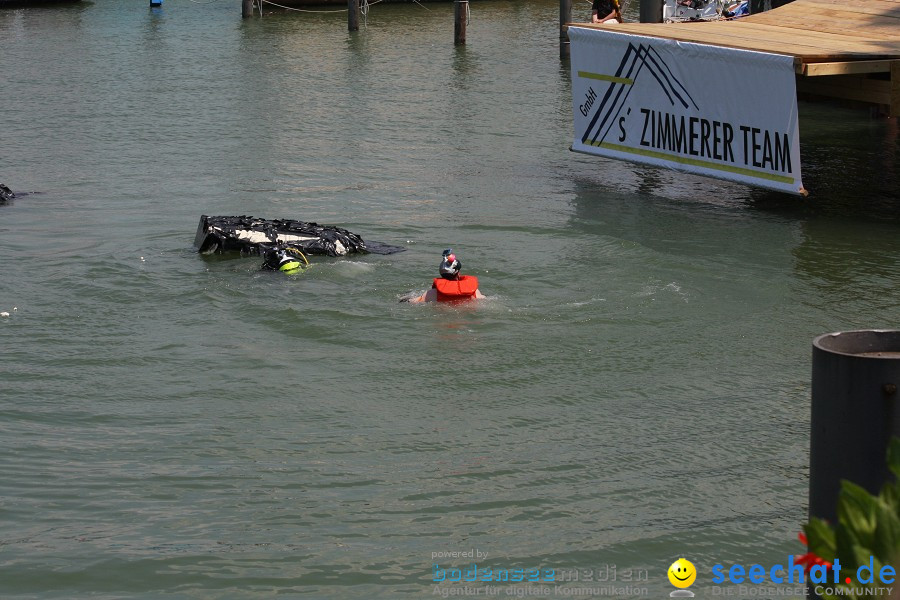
559 0 572 60
891 60 899 118
348 0 360 31
809 330 900 522
454 0 467 46
242 0 253 17
639 0 663 22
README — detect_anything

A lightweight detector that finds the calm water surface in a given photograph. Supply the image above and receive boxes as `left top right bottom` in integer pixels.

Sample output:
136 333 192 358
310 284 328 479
1 0 898 597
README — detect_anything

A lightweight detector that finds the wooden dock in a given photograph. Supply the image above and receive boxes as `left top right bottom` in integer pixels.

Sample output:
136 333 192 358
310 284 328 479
574 0 900 116
243 0 470 42
250 0 456 6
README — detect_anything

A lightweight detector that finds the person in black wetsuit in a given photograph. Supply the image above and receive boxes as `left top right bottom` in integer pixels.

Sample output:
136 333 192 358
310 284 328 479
261 244 309 274
592 0 619 22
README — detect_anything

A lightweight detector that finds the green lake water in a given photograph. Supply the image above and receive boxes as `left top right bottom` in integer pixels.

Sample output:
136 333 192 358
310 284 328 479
1 0 898 597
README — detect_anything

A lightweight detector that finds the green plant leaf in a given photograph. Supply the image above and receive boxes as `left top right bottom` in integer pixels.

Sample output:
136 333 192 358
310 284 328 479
887 438 900 479
834 524 863 570
880 482 900 514
805 517 837 559
850 539 873 569
838 481 878 547
872 497 900 560
803 435 900 600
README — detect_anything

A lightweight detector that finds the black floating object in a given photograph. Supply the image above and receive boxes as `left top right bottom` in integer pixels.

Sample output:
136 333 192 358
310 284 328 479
0 183 14 204
194 215 405 257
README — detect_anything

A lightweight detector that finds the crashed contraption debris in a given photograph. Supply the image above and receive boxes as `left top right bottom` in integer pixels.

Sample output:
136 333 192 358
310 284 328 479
194 215 406 258
0 183 14 204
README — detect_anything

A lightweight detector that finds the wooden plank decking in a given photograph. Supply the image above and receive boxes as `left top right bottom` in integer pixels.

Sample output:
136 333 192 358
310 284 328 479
577 0 900 63
573 0 900 114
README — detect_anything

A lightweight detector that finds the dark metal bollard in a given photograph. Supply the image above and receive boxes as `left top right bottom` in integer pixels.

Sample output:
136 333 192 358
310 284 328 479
810 330 900 522
640 0 663 22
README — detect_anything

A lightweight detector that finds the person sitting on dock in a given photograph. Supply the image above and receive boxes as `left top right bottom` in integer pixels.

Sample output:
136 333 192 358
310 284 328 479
592 0 620 23
408 249 484 304
722 1 748 18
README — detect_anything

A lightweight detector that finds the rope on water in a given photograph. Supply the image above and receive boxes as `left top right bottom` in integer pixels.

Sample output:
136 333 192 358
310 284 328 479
251 0 385 18
284 247 310 265
360 0 369 28
259 0 349 13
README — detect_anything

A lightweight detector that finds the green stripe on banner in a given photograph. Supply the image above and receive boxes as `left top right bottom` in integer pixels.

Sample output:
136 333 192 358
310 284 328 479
592 141 795 184
577 71 634 85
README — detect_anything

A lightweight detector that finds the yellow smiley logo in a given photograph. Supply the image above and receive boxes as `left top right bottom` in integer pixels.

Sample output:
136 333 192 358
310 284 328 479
668 558 696 588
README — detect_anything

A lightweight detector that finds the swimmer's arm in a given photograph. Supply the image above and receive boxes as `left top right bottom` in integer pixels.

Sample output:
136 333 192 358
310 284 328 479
475 289 485 299
409 289 438 303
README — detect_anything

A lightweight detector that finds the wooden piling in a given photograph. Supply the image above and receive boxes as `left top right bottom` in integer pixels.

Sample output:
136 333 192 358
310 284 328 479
454 0 467 46
242 0 253 17
559 0 572 59
348 0 360 31
892 60 899 117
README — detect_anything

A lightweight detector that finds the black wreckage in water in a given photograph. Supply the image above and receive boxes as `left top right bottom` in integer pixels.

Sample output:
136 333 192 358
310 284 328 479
0 183 14 204
194 215 406 258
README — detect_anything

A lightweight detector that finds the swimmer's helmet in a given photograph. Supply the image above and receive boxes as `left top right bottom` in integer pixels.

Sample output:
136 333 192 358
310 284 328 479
439 248 461 280
264 245 308 274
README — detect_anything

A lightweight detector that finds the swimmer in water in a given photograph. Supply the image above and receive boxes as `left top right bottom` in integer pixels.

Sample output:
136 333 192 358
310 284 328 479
408 248 484 303
261 244 309 274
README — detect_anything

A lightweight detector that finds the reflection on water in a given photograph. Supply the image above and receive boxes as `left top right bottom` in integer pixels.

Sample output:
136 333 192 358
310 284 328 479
748 103 900 220
793 218 900 321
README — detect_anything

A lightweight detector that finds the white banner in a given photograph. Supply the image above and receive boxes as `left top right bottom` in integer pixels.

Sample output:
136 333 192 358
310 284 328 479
569 26 805 195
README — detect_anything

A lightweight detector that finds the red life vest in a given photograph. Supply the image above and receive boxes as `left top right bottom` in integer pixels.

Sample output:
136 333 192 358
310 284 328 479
432 275 479 302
